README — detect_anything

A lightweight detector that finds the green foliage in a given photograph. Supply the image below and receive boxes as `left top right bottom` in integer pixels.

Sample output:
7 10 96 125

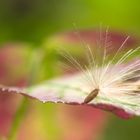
101 116 140 140
0 0 140 44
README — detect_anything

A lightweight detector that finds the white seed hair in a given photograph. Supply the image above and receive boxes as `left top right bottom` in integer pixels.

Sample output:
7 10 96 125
61 30 140 108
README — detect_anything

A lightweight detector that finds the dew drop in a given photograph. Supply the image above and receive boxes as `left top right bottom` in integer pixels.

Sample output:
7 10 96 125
8 89 12 92
16 90 20 93
2 88 5 91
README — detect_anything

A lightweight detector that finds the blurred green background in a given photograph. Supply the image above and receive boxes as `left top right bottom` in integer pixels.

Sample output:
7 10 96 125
0 0 140 140
0 0 140 44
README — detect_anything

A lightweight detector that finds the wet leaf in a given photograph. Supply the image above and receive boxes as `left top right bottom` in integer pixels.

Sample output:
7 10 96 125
0 67 140 120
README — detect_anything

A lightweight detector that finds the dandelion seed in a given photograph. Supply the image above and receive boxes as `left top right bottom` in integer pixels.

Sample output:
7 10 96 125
83 88 99 103
60 29 140 111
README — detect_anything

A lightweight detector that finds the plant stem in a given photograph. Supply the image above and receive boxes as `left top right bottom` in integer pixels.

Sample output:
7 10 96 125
8 99 29 140
8 48 42 140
